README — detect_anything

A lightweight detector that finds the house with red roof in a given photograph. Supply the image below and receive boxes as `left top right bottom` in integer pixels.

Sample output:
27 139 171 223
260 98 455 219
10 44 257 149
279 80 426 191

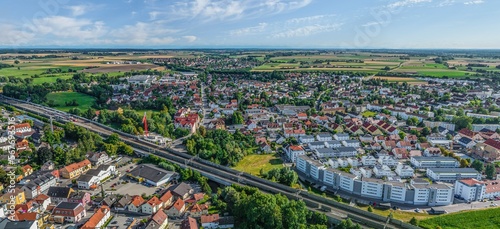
127 195 146 213
146 209 169 229
81 206 111 229
142 196 163 214
166 198 185 217
181 217 199 229
286 145 305 163
474 139 500 162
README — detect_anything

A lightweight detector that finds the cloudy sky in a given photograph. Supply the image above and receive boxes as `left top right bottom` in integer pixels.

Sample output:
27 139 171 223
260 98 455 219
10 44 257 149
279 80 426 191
0 0 498 48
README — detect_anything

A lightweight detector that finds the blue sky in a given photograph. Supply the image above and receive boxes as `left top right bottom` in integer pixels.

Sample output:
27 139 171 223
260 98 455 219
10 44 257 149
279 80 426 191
1 0 498 48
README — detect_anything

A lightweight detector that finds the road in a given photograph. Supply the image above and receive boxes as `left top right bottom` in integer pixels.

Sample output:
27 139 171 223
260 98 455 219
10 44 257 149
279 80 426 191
0 95 405 229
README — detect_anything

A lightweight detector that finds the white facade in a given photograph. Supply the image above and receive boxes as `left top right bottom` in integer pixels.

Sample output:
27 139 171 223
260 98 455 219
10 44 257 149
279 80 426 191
395 163 414 178
361 179 384 198
339 173 356 192
361 156 377 167
287 146 305 163
373 165 394 178
410 157 459 169
334 133 350 141
426 168 481 182
377 156 398 167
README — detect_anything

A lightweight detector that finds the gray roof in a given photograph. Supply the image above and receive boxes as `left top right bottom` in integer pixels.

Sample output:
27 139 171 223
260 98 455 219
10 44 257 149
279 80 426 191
325 140 341 145
78 174 95 182
411 156 458 162
428 168 479 173
47 187 72 198
337 147 357 152
55 201 80 210
309 141 325 146
170 182 194 197
129 164 175 183
5 220 36 229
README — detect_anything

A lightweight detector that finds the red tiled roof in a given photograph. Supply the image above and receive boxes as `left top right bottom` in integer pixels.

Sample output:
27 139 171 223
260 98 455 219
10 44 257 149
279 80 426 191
63 159 91 173
147 196 162 207
289 145 304 151
160 190 173 203
172 198 185 211
459 128 475 138
130 195 146 207
151 209 168 225
81 206 110 229
459 178 484 187
201 214 219 224
181 217 198 229
14 123 31 129
485 139 500 150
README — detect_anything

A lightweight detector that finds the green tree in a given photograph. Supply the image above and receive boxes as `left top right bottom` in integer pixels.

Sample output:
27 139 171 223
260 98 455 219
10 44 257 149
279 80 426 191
409 217 418 226
36 147 53 165
232 111 244 125
471 160 484 173
485 164 496 179
460 159 470 168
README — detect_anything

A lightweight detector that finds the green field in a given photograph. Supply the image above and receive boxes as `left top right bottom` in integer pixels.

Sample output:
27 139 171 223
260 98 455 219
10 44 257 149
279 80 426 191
46 92 96 112
361 110 377 118
233 154 284 176
359 206 432 222
419 207 500 229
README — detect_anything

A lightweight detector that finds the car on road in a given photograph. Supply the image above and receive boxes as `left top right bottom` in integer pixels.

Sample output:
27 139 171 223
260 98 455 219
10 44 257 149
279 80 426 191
415 208 420 213
111 221 117 224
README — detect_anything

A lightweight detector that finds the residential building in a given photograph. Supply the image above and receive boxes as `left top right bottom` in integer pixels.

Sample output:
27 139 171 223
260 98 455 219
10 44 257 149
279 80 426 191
426 168 481 182
166 198 186 217
60 159 91 179
51 202 86 223
286 145 305 163
410 157 459 169
81 206 111 229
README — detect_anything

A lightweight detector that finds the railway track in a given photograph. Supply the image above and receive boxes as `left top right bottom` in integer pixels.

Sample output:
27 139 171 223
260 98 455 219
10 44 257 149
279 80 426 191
1 96 407 229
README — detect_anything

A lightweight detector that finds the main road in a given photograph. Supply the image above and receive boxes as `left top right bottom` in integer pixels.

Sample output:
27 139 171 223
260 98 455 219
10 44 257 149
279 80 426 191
0 95 408 229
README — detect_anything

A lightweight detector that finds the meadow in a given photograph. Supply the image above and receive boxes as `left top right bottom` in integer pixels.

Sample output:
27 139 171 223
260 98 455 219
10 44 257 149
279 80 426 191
232 154 284 176
46 92 96 112
418 207 500 229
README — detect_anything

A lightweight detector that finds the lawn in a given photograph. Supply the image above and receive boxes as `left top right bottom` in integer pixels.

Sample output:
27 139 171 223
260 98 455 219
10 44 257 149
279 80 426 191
419 207 500 229
46 92 96 112
358 206 433 222
233 154 283 176
361 111 377 118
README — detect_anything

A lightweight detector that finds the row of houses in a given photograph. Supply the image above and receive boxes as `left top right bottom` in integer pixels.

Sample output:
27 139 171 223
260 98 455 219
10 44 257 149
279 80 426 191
296 155 454 206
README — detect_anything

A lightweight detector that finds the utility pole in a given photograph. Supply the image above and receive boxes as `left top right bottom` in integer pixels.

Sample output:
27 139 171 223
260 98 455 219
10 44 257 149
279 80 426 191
50 116 54 133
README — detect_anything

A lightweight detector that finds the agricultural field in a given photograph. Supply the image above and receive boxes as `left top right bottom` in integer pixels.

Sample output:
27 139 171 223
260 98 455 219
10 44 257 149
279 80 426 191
232 154 284 176
249 52 500 78
419 207 500 229
0 53 170 83
45 92 96 112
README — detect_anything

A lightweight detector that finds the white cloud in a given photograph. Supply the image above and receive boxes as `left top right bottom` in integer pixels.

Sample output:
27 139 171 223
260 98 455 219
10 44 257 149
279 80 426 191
183 35 197 42
111 22 179 45
149 11 161 20
230 14 342 39
0 24 35 45
230 23 268 36
272 23 342 38
387 0 432 9
66 5 89 16
464 0 484 5
29 16 107 39
171 0 312 21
